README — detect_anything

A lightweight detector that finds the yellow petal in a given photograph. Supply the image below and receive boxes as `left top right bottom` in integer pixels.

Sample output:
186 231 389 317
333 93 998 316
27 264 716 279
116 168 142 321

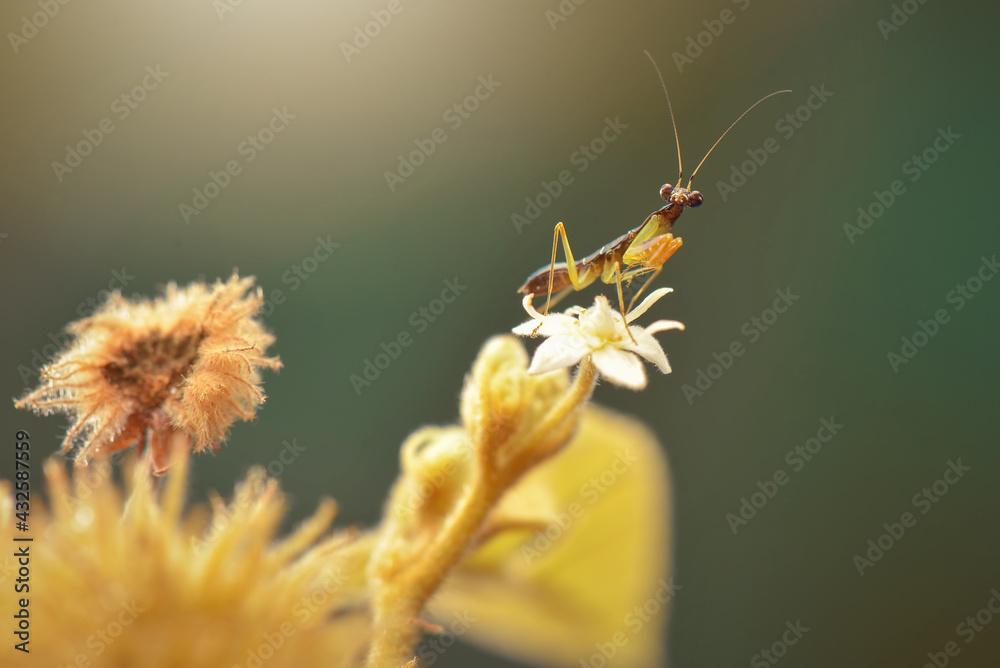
428 404 672 668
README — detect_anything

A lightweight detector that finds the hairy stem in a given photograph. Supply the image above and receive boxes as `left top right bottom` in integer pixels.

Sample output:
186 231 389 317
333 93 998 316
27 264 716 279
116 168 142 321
365 357 597 667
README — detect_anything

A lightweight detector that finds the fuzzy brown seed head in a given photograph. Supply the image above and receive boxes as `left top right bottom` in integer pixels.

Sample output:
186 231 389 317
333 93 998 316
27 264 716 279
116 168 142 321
100 329 203 408
15 272 281 473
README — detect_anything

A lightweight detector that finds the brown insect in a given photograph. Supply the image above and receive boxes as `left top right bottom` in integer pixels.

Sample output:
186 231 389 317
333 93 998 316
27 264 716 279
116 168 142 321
518 51 790 317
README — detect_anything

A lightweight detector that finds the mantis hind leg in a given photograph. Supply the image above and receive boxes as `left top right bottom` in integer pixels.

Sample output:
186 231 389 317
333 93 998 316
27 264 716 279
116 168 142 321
544 222 587 316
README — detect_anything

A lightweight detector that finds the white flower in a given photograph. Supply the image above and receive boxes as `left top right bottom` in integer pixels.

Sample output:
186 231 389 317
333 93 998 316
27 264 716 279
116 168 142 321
512 288 685 390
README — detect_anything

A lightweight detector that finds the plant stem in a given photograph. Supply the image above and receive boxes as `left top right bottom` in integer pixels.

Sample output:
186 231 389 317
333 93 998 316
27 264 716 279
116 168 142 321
365 357 597 667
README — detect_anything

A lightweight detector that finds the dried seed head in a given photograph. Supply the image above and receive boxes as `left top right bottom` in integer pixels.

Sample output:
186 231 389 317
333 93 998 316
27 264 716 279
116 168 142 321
15 272 281 473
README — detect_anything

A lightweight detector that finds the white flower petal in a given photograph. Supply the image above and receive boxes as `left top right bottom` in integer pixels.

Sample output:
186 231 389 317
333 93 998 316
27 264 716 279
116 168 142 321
521 293 544 320
625 287 674 323
644 319 686 335
513 313 579 338
591 346 647 390
626 328 671 374
512 320 539 336
526 336 588 375
536 316 580 339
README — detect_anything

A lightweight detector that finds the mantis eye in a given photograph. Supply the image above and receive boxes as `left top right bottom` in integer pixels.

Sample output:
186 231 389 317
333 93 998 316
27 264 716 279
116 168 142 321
660 184 674 200
687 191 704 207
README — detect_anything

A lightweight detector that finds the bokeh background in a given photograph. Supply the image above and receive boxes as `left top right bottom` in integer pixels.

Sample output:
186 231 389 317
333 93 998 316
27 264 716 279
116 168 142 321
2 0 999 665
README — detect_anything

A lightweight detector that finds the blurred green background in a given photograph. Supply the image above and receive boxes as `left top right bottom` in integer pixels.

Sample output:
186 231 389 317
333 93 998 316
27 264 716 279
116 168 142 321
2 0 999 665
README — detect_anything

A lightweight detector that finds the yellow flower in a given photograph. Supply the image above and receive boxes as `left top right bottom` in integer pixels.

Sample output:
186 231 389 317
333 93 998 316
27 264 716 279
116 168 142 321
0 449 370 668
15 272 281 473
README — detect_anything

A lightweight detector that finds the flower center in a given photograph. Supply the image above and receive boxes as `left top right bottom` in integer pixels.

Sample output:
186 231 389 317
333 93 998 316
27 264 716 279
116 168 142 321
578 305 623 343
101 329 203 408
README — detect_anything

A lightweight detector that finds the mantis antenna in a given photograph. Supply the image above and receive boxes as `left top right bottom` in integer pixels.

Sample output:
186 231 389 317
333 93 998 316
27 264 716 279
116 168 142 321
643 50 684 187
687 89 792 188
643 49 791 190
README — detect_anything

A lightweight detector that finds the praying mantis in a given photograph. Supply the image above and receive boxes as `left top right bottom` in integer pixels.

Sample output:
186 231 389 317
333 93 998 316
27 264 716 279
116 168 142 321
518 51 790 316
